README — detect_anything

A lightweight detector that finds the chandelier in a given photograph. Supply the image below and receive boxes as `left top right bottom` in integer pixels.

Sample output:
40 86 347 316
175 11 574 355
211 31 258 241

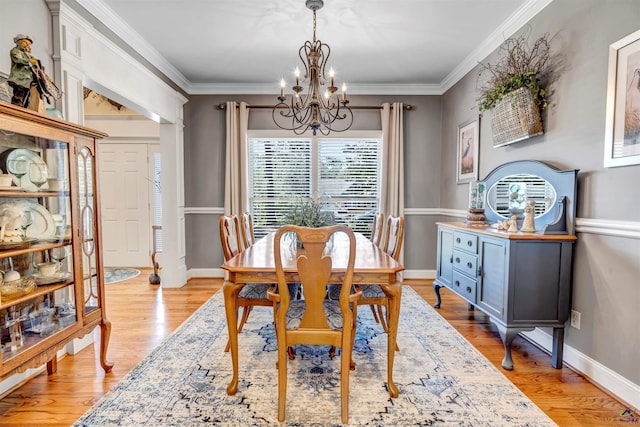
273 0 353 136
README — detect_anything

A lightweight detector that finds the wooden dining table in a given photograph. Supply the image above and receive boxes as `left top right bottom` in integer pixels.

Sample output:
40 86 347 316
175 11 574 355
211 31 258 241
221 231 405 397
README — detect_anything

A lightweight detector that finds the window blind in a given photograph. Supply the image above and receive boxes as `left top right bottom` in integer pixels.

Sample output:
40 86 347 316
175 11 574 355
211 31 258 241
248 136 381 237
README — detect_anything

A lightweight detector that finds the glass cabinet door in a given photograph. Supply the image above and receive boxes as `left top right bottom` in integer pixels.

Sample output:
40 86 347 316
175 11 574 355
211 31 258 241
0 130 76 363
77 145 102 315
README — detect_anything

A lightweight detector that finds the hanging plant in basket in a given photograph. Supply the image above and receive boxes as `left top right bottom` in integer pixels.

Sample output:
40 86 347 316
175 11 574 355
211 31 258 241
478 32 553 147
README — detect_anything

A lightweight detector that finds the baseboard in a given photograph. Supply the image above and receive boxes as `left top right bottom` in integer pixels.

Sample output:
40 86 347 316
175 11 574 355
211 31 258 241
188 268 226 279
521 329 640 412
403 269 436 279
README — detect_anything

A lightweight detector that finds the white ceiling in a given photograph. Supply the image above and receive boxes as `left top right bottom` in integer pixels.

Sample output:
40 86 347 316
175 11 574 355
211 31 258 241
78 0 552 95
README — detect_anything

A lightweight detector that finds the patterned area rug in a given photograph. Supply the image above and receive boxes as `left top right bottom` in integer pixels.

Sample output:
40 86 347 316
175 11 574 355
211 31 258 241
74 287 556 426
104 267 141 284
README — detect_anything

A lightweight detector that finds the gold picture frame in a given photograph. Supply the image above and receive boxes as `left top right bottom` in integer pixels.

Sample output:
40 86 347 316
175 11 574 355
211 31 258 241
604 29 640 167
457 116 480 184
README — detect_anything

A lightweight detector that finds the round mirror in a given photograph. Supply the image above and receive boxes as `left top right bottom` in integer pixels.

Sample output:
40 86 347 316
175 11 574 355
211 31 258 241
487 173 557 219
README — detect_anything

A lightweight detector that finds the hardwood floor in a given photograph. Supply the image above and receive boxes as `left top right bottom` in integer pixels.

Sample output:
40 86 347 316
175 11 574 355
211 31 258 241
0 272 630 425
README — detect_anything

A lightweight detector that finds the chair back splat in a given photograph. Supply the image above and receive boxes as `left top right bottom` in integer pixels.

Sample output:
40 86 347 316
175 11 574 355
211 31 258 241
369 212 385 247
239 211 255 249
268 225 361 424
219 215 242 261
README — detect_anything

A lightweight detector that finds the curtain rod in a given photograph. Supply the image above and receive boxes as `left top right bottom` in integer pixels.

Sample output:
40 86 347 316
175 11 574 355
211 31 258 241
217 103 413 111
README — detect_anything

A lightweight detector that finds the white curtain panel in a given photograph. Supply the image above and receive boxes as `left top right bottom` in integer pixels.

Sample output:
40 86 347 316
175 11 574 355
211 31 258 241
224 101 250 215
381 102 405 267
380 102 405 217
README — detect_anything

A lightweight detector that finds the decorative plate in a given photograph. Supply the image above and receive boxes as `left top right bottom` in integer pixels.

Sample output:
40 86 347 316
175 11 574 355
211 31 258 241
5 149 49 193
0 201 56 240
32 272 72 285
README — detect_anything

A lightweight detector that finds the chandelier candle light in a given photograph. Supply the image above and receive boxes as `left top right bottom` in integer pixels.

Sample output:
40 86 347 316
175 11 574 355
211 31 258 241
273 0 353 135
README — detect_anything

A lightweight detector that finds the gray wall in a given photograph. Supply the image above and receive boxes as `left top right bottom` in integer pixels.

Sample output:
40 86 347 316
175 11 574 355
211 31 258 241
184 94 442 270
183 0 639 398
440 0 640 386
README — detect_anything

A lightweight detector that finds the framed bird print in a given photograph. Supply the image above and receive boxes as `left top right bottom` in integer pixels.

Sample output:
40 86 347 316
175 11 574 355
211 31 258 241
457 116 480 184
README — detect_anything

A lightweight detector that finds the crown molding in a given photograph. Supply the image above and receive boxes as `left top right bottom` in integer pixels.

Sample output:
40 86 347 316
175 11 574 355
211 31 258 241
188 82 443 96
440 0 553 93
76 0 191 92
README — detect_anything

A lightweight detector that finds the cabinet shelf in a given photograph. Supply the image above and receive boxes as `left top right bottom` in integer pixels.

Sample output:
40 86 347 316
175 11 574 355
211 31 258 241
0 239 72 258
0 281 72 311
0 190 70 198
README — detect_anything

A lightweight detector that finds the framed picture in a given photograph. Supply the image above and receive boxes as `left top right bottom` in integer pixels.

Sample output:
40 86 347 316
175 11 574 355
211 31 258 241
457 116 480 184
604 29 640 167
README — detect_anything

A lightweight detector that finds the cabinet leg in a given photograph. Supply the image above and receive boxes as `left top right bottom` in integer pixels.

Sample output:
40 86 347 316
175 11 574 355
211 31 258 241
47 357 57 375
433 283 442 308
99 319 115 373
497 326 520 371
551 327 565 369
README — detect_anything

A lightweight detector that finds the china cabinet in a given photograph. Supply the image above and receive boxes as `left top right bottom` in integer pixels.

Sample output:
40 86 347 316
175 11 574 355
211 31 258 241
0 103 112 379
434 160 578 371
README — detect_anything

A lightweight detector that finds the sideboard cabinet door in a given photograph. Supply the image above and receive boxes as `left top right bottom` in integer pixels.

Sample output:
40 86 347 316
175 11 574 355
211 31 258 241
435 226 454 288
477 236 506 319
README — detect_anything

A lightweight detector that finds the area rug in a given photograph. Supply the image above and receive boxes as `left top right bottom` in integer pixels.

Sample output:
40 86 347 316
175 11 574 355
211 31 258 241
74 287 556 426
104 267 141 284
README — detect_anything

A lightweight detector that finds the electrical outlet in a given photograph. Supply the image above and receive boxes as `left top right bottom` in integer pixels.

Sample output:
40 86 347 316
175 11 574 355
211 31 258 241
571 310 581 329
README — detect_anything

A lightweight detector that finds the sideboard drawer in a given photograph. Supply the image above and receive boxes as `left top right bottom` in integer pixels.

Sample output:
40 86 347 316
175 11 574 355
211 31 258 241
453 231 478 253
452 271 477 302
453 249 478 277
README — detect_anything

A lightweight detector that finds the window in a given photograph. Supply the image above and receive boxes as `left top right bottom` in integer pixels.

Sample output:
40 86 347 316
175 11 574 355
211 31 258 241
248 132 382 237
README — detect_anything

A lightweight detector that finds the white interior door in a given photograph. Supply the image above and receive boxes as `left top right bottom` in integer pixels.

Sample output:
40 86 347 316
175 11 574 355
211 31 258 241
98 143 151 267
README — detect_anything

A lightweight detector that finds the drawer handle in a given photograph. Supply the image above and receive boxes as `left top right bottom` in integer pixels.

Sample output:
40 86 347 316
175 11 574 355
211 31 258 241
455 257 460 263
467 262 473 269
449 256 453 264
466 286 472 293
454 280 460 287
456 237 461 243
467 240 472 247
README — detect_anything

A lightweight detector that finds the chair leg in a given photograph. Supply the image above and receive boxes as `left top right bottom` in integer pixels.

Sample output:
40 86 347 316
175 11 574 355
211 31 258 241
350 305 358 371
340 330 352 424
277 335 288 422
237 306 252 333
224 305 253 353
369 304 381 323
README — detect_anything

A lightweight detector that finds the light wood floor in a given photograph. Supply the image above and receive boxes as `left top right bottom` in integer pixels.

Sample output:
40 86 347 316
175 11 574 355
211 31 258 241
0 272 629 426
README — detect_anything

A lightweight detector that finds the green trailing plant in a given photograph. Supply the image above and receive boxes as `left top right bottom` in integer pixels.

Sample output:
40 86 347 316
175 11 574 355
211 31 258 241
281 197 335 228
477 32 552 112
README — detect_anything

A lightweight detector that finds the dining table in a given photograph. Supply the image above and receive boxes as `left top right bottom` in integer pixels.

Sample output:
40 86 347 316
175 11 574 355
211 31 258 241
221 230 405 398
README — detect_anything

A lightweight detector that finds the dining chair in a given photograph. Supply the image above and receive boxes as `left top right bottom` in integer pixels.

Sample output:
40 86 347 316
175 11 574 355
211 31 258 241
219 214 273 352
267 225 362 424
358 215 404 349
239 211 255 249
369 212 385 247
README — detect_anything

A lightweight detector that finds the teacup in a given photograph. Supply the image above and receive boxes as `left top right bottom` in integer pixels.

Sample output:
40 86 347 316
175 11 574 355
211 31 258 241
37 262 59 277
0 174 13 187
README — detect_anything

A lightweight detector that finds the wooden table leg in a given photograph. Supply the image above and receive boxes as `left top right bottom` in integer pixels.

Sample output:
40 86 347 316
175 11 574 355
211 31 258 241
223 280 243 395
381 284 402 398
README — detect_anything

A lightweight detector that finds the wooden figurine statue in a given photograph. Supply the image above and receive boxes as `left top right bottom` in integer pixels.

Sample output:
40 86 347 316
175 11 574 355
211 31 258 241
520 200 536 232
507 215 519 233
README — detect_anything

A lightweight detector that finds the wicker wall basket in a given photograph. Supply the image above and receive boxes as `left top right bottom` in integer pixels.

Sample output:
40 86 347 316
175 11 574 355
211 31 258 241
490 87 543 147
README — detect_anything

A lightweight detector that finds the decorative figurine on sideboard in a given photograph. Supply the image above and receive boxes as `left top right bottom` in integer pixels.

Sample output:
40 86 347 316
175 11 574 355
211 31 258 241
7 34 62 113
507 215 519 233
520 200 537 232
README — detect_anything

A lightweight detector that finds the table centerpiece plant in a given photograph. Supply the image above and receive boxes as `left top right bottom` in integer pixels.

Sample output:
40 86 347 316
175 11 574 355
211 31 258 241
281 197 335 248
